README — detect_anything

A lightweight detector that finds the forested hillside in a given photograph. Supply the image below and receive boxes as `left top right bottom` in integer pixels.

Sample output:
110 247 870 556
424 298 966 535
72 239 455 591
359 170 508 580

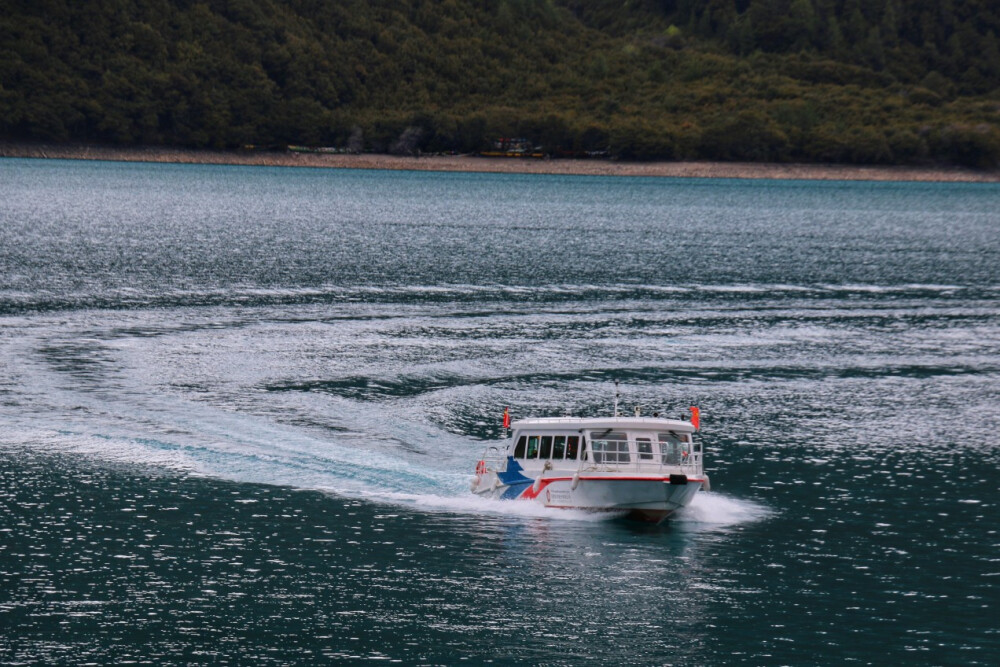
2 0 999 166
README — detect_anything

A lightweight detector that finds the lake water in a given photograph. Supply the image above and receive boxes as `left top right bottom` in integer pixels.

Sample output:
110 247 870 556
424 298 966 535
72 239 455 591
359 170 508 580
1 158 998 664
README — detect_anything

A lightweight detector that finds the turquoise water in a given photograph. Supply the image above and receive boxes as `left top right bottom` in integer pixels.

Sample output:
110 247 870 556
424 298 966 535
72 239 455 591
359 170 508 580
1 158 998 664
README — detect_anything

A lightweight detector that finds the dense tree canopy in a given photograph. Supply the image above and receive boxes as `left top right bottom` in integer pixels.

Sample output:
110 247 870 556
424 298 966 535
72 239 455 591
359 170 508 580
1 0 999 166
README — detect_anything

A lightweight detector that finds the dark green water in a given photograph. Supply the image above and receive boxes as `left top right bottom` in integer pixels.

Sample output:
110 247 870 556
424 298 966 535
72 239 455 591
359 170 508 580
1 159 998 664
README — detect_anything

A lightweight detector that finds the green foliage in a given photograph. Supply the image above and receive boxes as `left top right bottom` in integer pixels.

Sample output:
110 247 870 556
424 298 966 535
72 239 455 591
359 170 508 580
701 110 791 162
0 0 998 166
928 123 1000 168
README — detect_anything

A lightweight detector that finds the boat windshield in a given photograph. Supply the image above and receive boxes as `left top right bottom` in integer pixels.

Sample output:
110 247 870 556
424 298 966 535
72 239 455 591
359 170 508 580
513 434 584 461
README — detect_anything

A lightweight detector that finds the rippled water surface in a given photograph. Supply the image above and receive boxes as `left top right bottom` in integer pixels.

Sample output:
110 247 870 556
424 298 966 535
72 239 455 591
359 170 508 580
1 158 999 664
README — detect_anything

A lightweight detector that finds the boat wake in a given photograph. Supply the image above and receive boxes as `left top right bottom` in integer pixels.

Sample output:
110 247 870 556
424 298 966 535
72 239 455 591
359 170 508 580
6 404 769 531
1 320 767 531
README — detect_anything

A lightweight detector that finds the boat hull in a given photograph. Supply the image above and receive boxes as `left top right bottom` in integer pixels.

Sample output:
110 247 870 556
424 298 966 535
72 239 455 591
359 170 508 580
471 472 702 523
472 416 708 523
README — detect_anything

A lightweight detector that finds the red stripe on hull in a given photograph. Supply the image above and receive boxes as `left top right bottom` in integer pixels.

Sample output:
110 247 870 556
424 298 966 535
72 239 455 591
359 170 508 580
517 476 703 485
578 476 704 484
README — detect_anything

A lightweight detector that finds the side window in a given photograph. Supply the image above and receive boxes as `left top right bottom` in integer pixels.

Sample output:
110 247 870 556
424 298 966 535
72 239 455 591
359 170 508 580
680 433 699 453
611 435 630 463
566 436 580 460
540 436 552 459
658 432 683 465
590 439 604 463
636 438 653 461
552 435 566 459
514 436 526 458
593 432 629 463
526 436 539 459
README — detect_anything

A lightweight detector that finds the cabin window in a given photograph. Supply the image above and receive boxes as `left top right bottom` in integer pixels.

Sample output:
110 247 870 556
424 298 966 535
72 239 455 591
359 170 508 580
553 435 566 459
636 438 654 461
591 431 630 464
608 440 630 463
566 436 580 460
540 436 552 459
518 434 581 460
658 432 686 465
526 436 540 459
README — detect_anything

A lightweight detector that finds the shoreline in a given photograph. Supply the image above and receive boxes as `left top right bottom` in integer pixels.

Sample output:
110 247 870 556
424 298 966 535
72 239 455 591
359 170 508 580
3 141 998 183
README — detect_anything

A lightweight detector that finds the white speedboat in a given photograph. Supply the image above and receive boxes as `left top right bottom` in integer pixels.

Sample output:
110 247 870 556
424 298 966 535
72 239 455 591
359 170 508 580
471 408 708 523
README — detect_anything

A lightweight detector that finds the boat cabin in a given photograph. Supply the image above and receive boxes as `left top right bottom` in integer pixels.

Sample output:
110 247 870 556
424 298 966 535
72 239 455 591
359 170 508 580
504 417 701 473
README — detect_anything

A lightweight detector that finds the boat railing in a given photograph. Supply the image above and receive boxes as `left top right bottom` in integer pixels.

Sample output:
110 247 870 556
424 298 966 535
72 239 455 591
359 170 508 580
584 439 703 476
480 445 506 473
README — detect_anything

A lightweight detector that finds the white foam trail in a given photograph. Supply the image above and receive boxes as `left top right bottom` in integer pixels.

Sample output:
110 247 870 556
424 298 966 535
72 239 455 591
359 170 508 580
4 427 197 473
673 491 773 528
816 283 962 293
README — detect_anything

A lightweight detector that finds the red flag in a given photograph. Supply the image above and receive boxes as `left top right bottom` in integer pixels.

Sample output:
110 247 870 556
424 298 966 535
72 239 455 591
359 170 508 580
503 407 511 429
689 406 700 430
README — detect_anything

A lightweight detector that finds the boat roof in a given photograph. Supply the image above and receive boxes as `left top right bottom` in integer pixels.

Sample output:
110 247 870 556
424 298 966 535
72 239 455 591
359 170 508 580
510 416 696 433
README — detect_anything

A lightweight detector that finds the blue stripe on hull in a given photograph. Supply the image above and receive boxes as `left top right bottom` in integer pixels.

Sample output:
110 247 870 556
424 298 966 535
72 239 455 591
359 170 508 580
500 482 532 500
